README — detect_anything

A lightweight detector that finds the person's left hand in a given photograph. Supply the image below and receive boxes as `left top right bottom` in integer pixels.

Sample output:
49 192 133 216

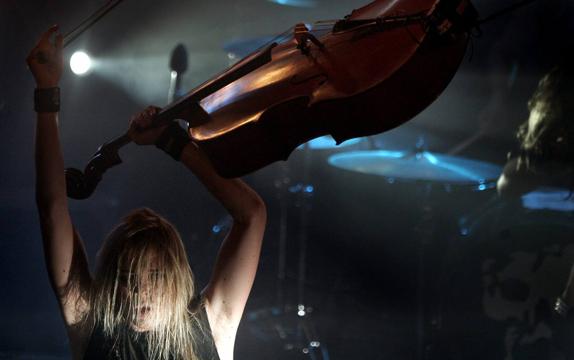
128 106 168 145
26 25 63 89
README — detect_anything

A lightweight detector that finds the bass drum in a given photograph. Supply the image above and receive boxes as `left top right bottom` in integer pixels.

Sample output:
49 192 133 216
435 196 574 360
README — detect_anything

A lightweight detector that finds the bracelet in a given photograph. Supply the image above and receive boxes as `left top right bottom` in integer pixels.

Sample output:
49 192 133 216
34 87 60 113
155 122 191 161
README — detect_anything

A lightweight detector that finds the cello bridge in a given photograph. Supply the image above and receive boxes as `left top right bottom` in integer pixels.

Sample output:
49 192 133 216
294 23 324 55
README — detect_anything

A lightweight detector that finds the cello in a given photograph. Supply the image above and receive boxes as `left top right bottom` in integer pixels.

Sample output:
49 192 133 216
66 0 478 199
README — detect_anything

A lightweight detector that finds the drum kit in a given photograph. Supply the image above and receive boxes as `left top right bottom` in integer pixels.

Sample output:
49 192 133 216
243 129 574 359
326 135 505 360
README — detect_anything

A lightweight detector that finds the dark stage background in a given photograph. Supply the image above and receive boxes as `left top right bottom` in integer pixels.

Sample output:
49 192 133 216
2 0 574 359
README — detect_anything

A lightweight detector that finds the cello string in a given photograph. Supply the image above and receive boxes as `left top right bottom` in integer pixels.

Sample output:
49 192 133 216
227 19 337 58
260 21 335 48
255 25 296 51
259 19 338 50
478 0 540 25
314 19 339 25
170 26 297 109
63 0 125 48
189 24 313 105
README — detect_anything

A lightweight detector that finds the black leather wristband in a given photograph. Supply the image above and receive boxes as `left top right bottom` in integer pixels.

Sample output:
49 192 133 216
154 122 191 161
34 87 60 113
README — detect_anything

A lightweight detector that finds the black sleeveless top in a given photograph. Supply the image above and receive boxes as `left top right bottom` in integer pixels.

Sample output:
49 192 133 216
83 302 220 360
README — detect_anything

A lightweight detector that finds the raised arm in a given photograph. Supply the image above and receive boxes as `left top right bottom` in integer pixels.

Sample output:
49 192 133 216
28 26 90 325
129 109 266 353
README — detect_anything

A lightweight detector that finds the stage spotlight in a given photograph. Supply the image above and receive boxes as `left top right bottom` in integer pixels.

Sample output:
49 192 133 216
70 51 92 75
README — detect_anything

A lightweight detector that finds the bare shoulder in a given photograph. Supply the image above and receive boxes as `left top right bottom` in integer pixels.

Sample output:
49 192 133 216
58 277 93 359
204 297 237 360
57 264 92 327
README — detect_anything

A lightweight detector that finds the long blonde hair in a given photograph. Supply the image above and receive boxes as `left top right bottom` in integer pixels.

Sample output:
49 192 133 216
88 208 202 360
517 63 574 162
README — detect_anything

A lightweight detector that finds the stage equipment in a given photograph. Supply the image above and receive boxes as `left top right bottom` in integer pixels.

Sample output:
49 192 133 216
328 149 502 190
436 196 574 359
246 305 327 359
168 44 188 103
246 141 340 359
65 0 479 199
496 150 574 331
70 51 92 75
329 145 502 359
497 155 574 198
297 135 363 150
268 0 318 8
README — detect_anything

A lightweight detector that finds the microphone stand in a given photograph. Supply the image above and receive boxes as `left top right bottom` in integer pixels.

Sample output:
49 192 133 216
168 44 189 104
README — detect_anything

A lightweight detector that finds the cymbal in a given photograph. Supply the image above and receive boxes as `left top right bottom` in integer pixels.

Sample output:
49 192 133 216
328 150 502 187
297 135 363 150
268 0 318 8
521 188 574 212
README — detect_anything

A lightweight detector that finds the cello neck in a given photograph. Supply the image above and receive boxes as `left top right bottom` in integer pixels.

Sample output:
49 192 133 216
156 42 278 128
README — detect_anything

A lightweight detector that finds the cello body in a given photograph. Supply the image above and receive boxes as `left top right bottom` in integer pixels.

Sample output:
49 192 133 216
184 0 477 177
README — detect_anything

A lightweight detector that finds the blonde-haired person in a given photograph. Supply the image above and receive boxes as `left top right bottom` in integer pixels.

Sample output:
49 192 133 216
28 26 266 360
497 60 574 197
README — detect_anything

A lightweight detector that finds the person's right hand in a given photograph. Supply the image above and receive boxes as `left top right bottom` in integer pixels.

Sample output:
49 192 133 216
128 106 168 145
26 25 63 88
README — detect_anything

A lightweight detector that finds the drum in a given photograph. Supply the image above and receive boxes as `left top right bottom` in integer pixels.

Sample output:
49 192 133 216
435 194 574 360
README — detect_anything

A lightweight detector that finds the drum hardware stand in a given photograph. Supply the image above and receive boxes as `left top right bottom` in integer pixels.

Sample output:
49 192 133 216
248 143 329 359
411 139 447 360
412 184 434 360
413 182 463 360
327 136 503 360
